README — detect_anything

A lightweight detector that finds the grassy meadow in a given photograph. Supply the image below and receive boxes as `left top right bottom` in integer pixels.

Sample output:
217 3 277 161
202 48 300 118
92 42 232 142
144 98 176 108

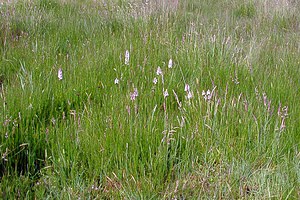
1 0 300 198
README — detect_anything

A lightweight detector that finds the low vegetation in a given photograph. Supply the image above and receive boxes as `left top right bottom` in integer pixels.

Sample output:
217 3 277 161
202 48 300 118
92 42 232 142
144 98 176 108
1 0 299 198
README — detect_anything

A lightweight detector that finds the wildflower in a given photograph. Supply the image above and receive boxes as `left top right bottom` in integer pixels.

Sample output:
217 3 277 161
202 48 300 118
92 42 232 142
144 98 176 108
184 84 192 99
280 117 286 131
2 148 8 161
51 117 56 126
202 89 213 101
281 106 288 118
130 88 138 101
91 185 99 191
153 77 158 84
3 117 11 127
184 84 190 92
58 68 63 80
156 67 162 76
114 78 119 84
28 103 33 110
125 50 130 65
186 91 193 99
168 59 173 68
163 89 169 98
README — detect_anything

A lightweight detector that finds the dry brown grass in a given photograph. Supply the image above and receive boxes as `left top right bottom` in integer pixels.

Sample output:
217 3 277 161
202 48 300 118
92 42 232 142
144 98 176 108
255 0 298 16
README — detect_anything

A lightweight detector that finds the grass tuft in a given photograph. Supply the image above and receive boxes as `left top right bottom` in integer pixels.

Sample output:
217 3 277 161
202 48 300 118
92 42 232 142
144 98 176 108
0 0 299 198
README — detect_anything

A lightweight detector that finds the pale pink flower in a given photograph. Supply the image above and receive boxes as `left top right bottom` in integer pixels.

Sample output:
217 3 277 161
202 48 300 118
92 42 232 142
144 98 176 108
168 59 173 68
58 68 63 80
163 89 169 98
184 84 190 92
280 118 286 131
184 84 192 99
202 89 213 101
282 106 288 118
153 77 158 84
186 91 193 99
156 67 162 76
207 90 211 96
125 50 130 65
130 88 138 101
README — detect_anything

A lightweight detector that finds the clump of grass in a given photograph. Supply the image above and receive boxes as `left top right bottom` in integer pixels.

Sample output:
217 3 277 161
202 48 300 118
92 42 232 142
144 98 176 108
0 0 300 199
234 3 256 18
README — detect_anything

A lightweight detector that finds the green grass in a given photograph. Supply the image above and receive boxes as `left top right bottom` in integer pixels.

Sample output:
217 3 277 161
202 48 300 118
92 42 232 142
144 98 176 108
1 0 300 199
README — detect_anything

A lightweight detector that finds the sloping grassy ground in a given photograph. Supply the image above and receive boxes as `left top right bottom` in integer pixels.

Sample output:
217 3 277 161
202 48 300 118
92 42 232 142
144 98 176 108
0 0 299 199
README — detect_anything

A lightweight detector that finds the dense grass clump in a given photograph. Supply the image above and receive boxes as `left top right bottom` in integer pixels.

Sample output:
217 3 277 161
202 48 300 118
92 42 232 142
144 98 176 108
1 0 300 198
